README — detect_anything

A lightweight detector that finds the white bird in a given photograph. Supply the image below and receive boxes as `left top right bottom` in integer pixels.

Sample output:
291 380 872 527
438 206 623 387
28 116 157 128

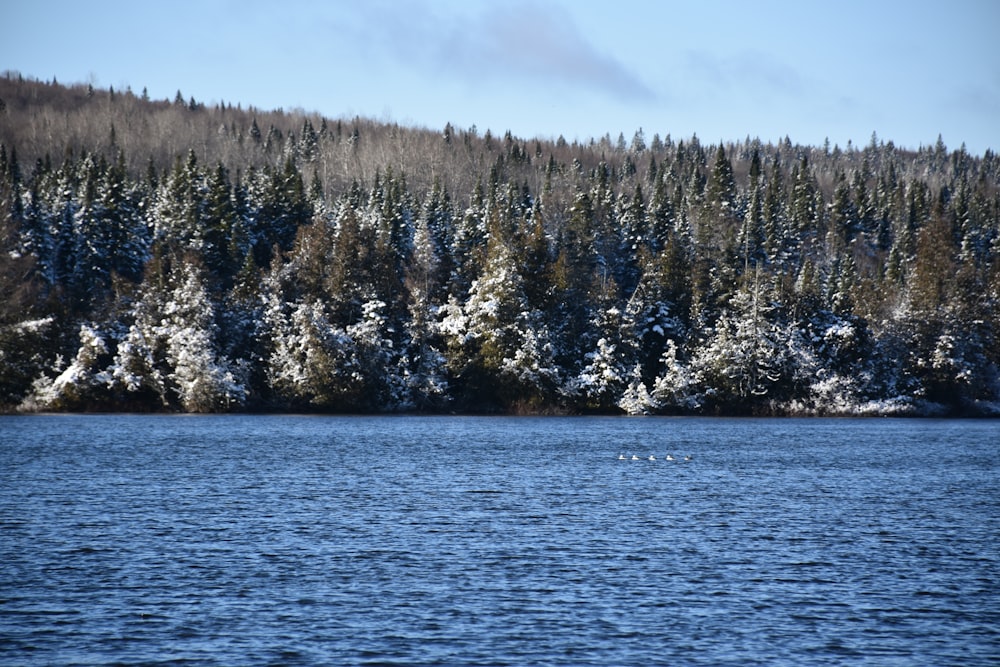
648 454 656 461
631 454 640 461
618 453 627 460
684 454 692 462
665 454 674 461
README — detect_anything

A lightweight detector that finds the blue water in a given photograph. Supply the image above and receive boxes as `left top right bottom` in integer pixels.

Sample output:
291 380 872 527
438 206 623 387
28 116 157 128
1 415 998 666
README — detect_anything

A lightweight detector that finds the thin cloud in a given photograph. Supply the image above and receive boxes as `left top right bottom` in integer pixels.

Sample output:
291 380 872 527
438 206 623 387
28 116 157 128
953 81 1000 118
350 1 656 102
684 49 805 97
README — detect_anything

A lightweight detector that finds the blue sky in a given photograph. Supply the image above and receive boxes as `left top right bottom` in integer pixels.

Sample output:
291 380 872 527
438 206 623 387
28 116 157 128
4 0 998 154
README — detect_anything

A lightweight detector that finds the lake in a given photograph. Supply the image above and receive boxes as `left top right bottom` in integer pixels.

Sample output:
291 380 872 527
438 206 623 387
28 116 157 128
1 415 998 665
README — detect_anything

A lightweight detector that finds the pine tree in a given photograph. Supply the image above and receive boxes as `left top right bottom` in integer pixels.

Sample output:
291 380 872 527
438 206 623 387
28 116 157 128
112 259 246 411
618 182 647 283
0 178 54 408
789 154 819 242
264 292 362 410
446 230 558 410
203 162 237 282
448 179 487 297
738 173 765 278
69 154 115 308
3 76 998 415
693 274 799 411
566 278 629 412
828 169 856 253
690 145 741 319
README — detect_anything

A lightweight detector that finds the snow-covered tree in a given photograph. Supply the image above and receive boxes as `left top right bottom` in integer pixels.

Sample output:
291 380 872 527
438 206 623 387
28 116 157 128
691 276 801 411
402 299 451 411
264 292 360 410
161 262 247 411
3 77 999 415
23 323 114 410
109 259 246 411
648 340 704 412
443 229 560 409
564 272 632 412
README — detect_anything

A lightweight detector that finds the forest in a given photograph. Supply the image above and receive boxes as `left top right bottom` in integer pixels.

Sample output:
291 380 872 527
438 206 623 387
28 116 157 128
1 73 999 415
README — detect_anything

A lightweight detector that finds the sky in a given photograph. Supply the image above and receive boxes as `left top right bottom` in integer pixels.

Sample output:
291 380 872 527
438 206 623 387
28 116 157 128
4 0 999 155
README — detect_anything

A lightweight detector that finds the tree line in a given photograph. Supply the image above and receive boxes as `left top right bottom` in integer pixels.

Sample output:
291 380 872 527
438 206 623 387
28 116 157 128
1 73 998 414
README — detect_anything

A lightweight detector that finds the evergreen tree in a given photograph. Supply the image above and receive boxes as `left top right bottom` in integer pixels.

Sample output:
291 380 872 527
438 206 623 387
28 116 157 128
0 178 54 408
692 275 800 411
445 230 559 410
203 162 238 282
3 76 998 415
565 276 629 412
112 259 246 410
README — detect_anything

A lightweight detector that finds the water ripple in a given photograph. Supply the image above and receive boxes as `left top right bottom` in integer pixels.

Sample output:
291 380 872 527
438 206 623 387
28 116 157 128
1 415 998 665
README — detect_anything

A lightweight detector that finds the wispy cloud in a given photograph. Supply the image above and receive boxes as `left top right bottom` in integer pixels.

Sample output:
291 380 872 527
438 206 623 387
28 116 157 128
684 49 805 98
952 80 1000 118
346 1 656 102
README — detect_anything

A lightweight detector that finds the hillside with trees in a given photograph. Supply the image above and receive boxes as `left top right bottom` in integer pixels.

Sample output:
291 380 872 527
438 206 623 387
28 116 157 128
2 73 998 415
